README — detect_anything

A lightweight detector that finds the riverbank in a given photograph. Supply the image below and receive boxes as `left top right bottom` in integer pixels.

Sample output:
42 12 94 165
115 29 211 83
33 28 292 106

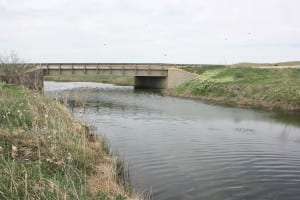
45 75 134 86
0 83 140 199
169 67 300 113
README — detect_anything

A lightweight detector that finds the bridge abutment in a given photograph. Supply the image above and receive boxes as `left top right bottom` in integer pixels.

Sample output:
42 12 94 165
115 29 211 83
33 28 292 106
134 68 198 89
166 68 198 88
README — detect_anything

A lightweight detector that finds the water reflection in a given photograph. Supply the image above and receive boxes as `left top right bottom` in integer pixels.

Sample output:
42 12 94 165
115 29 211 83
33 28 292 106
45 81 300 200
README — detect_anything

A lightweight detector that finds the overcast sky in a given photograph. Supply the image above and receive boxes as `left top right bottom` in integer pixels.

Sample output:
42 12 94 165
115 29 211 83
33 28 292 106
0 0 299 64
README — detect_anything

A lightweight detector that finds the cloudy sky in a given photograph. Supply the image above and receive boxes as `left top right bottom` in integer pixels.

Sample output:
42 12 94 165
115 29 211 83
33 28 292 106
0 0 299 64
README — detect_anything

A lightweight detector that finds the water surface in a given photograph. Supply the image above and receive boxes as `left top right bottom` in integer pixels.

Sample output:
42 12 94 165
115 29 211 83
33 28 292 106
45 81 300 200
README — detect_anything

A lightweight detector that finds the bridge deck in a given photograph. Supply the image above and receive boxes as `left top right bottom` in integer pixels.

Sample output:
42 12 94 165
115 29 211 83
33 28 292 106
42 63 172 77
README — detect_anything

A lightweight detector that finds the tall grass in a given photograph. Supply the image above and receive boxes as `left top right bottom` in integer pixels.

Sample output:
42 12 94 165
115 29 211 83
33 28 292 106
0 83 141 199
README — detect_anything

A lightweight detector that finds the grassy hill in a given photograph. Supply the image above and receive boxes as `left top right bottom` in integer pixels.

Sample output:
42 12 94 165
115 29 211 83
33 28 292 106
172 67 300 112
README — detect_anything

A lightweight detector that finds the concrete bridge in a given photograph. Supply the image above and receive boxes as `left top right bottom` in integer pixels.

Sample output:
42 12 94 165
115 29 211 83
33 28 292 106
24 63 198 90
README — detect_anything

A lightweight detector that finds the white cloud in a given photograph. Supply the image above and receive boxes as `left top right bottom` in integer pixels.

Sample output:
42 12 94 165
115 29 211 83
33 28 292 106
0 0 299 63
0 0 61 11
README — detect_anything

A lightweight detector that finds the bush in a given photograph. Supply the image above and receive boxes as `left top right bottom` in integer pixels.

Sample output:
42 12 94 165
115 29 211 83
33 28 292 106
0 51 27 84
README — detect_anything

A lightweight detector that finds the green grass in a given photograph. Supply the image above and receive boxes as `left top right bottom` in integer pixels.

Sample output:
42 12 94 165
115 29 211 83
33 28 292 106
182 65 226 75
173 67 300 112
0 83 139 199
233 61 300 67
45 75 134 86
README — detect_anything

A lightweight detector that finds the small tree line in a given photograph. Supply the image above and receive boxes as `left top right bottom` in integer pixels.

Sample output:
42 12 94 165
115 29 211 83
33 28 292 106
0 51 43 90
0 51 30 84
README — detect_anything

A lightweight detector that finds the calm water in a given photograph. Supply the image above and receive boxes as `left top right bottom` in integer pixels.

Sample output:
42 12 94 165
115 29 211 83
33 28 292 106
44 81 300 200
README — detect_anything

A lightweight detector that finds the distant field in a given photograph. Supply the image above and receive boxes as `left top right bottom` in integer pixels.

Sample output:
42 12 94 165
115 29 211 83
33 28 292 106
45 75 134 86
233 61 300 67
182 65 226 75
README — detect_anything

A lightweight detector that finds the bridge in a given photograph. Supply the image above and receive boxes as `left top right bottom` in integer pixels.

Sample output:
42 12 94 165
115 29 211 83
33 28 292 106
23 63 198 90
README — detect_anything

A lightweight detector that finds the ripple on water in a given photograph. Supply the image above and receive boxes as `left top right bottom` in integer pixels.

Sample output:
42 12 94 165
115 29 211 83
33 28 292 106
44 81 300 200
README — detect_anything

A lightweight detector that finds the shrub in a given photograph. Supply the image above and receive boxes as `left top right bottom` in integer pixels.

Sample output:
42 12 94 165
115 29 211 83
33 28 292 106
0 51 27 84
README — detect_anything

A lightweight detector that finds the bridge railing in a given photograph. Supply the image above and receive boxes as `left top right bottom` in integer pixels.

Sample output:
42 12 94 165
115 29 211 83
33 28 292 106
40 63 172 77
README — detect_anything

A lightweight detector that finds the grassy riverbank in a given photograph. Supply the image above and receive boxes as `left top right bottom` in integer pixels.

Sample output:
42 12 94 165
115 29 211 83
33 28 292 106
0 83 139 199
171 67 300 112
45 75 134 86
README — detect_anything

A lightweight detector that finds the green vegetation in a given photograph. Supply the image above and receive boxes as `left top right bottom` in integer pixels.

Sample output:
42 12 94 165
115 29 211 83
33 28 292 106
172 67 300 112
45 75 134 86
182 65 226 75
0 64 28 84
0 52 39 90
0 83 139 199
0 52 27 84
233 61 300 67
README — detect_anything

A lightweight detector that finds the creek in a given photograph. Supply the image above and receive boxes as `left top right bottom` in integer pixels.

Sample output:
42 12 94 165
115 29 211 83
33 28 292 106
45 81 300 200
